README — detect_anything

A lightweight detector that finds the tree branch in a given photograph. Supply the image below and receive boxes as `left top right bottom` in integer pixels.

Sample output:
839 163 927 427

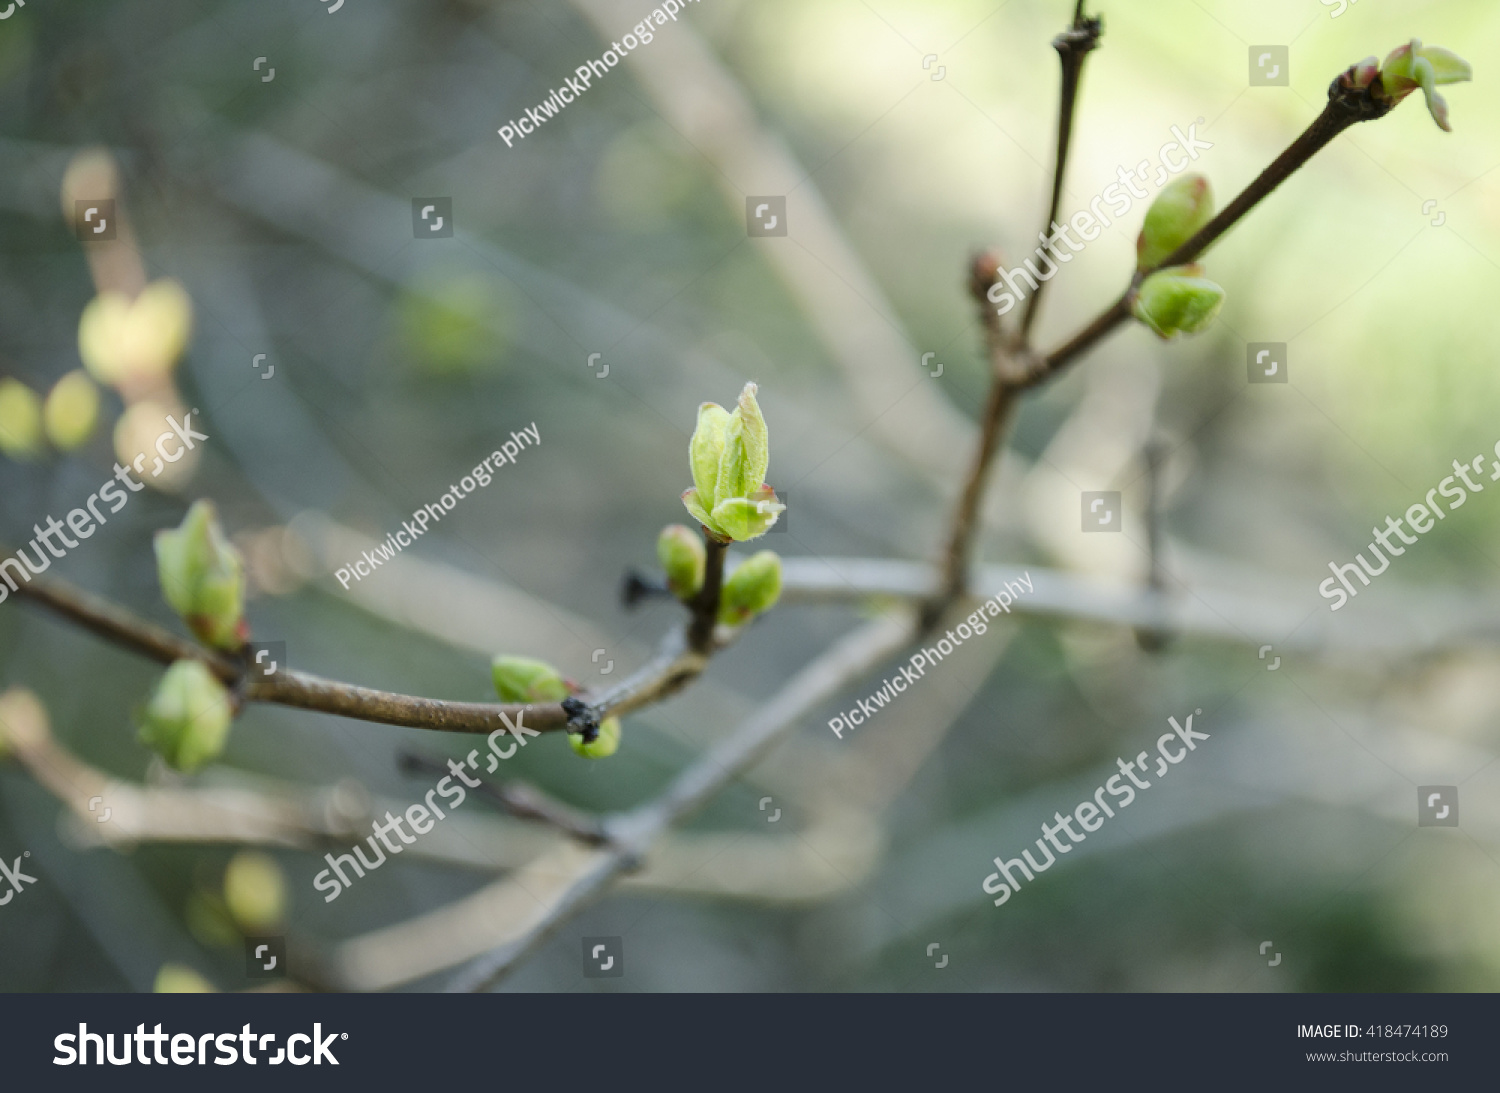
1018 2 1103 341
6 568 726 738
445 612 916 992
929 64 1394 621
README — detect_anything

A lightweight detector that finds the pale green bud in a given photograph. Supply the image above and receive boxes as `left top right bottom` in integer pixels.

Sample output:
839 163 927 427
43 370 101 452
683 383 784 541
569 715 621 759
223 851 286 932
491 655 571 704
718 550 783 625
137 659 233 773
1131 266 1225 340
0 378 44 461
657 524 706 600
154 500 247 651
1379 40 1471 131
1137 174 1214 271
154 964 217 993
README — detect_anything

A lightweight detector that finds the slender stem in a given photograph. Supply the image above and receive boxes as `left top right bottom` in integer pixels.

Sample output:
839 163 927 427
399 753 609 846
687 535 728 653
926 379 1019 627
928 84 1386 621
1029 94 1373 388
1018 3 1102 341
6 570 722 737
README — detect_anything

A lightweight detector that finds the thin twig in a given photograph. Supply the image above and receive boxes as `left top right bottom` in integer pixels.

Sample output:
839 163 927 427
445 612 916 992
399 752 609 847
7 569 722 738
929 66 1394 621
1018 2 1102 341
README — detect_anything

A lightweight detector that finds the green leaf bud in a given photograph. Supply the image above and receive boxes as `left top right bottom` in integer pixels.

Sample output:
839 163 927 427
1137 174 1214 271
137 660 233 773
1131 266 1225 340
689 402 733 499
569 715 621 759
491 655 571 704
1378 40 1471 131
154 500 247 651
683 383 782 541
718 550 783 625
657 524 706 600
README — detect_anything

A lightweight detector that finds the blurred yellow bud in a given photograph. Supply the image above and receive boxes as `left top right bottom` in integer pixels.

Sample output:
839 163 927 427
153 964 217 993
223 851 287 932
78 280 193 387
43 370 101 451
114 400 200 489
0 378 44 460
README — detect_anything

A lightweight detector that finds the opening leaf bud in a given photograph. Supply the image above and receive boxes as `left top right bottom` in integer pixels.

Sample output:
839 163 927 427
491 655 571 704
1131 266 1225 340
1378 40 1471 131
1137 174 1214 271
718 549 783 625
682 383 785 541
657 524 706 600
137 659 233 773
569 715 621 759
154 500 247 651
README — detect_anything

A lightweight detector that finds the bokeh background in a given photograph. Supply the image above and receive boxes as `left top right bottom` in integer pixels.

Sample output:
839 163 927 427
3 0 1500 992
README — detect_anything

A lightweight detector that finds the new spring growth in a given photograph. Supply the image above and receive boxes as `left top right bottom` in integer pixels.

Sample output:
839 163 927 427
491 655 571 704
154 500 247 652
682 382 785 542
1132 264 1225 339
491 655 619 757
1137 174 1214 271
718 550 783 625
570 716 621 759
657 524 706 600
137 659 233 772
1354 40 1472 132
